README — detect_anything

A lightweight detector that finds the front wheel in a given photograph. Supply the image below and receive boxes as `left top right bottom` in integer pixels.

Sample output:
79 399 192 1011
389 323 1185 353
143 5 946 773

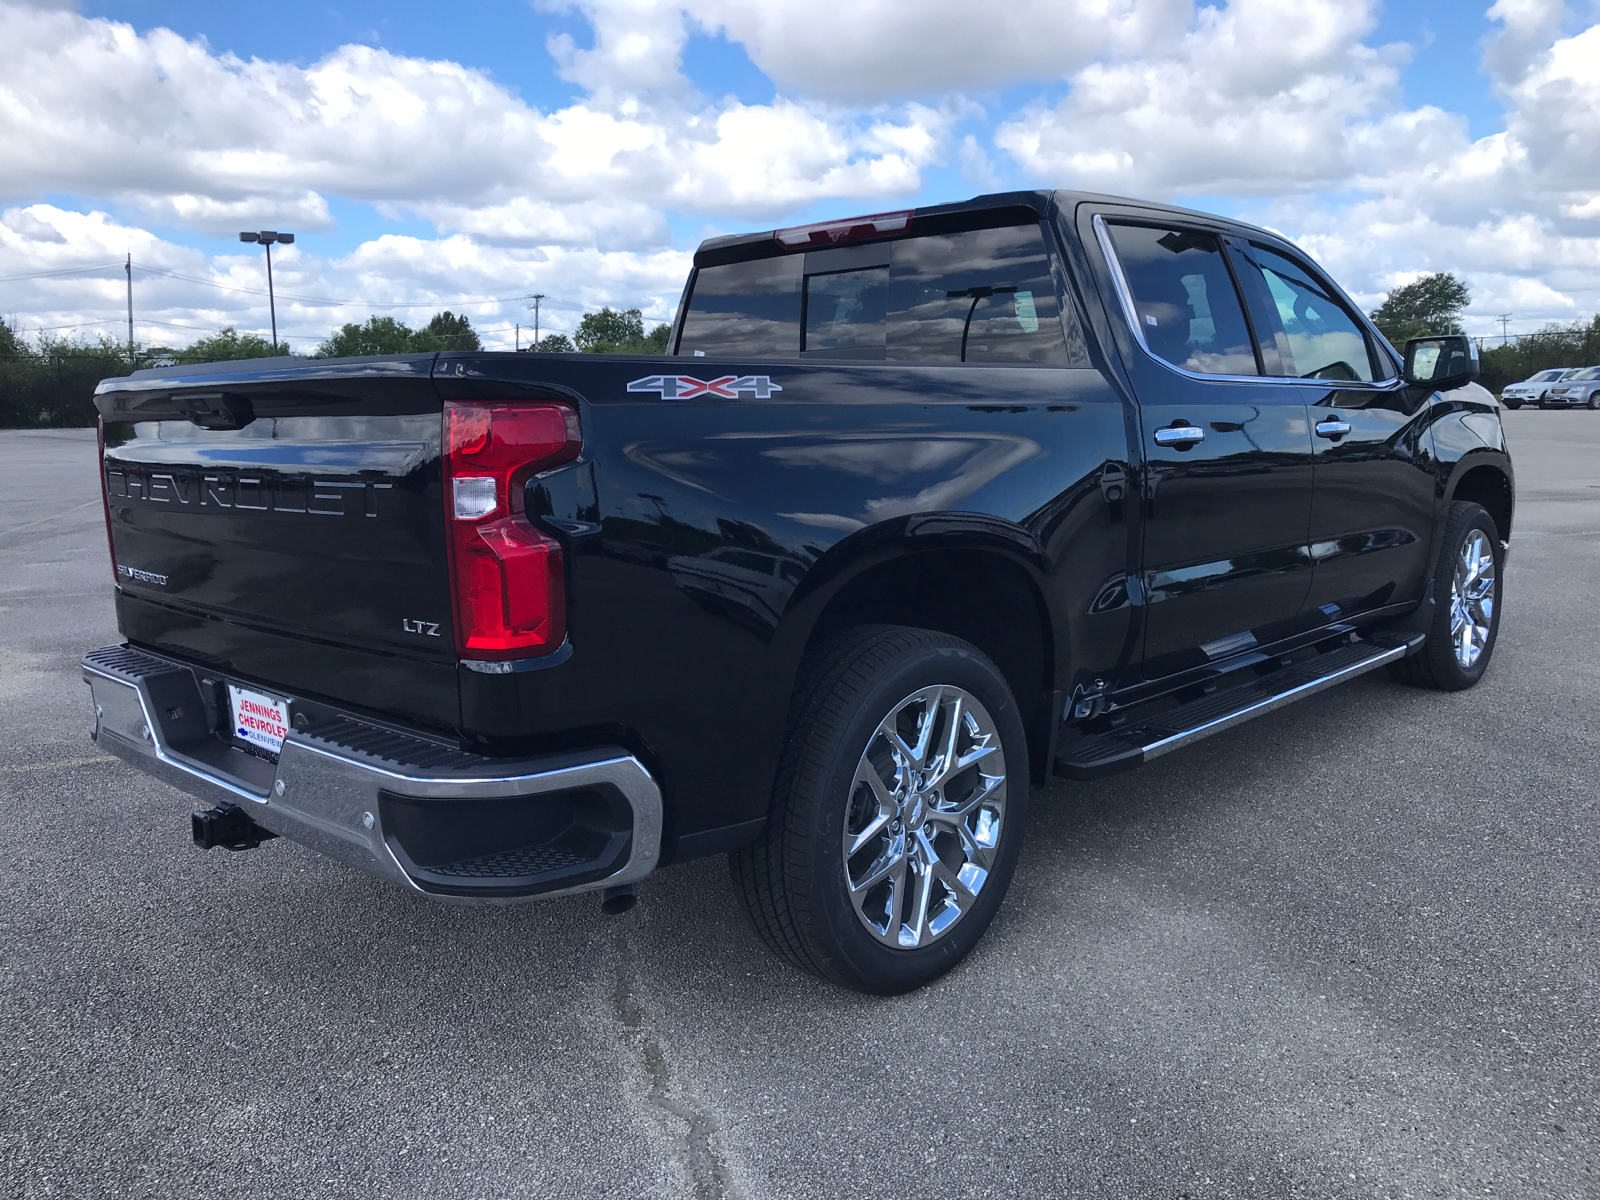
1503 399 1521 410
730 626 1029 994
1588 394 1600 410
1389 502 1503 691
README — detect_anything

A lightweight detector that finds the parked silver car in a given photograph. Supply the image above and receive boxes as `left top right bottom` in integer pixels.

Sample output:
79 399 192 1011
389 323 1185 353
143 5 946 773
1540 365 1600 409
1500 367 1579 409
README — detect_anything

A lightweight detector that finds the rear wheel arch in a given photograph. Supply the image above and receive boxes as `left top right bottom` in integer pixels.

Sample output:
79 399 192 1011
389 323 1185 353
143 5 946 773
796 545 1057 784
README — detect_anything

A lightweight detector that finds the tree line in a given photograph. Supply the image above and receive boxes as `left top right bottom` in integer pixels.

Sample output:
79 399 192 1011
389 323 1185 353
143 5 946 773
1368 272 1600 394
6 275 1595 428
0 306 671 427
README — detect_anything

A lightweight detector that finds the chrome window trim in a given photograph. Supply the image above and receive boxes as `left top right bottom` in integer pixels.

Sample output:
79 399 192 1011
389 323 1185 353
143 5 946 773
1091 213 1401 395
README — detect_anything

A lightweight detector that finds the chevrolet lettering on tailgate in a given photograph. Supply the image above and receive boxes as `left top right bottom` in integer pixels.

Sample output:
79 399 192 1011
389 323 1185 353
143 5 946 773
105 467 392 517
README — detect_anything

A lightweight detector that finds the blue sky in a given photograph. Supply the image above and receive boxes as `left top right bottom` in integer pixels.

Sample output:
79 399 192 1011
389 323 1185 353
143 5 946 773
3 0 1598 350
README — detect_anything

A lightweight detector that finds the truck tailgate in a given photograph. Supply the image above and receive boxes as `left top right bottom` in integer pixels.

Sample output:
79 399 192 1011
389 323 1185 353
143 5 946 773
96 357 460 731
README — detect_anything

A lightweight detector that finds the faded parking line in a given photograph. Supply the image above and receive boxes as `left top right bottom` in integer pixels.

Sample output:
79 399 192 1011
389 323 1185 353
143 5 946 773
0 755 115 775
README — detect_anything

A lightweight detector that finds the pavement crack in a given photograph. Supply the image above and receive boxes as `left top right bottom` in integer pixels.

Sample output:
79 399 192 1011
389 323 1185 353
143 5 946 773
609 924 739 1200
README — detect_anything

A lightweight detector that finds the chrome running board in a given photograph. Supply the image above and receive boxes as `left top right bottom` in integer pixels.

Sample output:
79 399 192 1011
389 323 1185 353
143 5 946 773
1054 632 1425 781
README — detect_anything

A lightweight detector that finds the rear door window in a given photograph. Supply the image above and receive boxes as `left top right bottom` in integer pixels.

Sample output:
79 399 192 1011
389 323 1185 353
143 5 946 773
1234 244 1376 382
677 256 802 356
1104 223 1259 376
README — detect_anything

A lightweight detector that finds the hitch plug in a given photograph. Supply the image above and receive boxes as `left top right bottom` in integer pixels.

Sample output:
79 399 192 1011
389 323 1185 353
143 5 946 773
191 803 278 852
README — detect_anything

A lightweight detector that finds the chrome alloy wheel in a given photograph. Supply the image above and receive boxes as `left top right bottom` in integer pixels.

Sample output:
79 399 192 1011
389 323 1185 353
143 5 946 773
842 685 1006 950
1450 530 1497 668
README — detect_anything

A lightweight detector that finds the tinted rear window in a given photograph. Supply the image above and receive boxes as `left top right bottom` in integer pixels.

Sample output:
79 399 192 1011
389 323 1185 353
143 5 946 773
677 257 802 356
677 220 1082 365
887 224 1071 364
805 266 889 356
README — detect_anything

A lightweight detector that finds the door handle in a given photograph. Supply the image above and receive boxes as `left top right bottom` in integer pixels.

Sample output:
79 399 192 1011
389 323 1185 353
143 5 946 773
1153 424 1205 448
1315 418 1352 439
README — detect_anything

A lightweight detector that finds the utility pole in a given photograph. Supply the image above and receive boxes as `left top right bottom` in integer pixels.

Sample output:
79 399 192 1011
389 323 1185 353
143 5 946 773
125 253 134 363
1498 313 1512 344
528 294 546 350
515 323 520 352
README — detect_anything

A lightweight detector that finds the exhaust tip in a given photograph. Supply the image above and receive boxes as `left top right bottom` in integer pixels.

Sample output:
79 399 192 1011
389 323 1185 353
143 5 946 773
600 884 637 916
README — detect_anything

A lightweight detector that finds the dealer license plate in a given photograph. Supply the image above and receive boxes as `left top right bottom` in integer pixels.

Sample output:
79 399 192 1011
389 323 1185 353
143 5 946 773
228 684 289 757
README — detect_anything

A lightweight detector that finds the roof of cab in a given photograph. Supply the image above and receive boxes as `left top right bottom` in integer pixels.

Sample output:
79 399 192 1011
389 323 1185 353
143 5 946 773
690 188 1288 267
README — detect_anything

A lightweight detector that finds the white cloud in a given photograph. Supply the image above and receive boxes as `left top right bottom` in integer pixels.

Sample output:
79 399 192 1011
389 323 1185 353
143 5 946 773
0 1 950 239
3 0 1599 349
958 136 1000 190
0 203 690 352
994 0 1409 196
546 0 1195 103
984 0 1600 332
0 0 969 350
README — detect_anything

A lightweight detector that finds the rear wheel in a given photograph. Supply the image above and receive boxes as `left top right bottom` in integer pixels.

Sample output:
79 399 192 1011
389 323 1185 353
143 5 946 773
730 626 1029 994
1389 502 1503 691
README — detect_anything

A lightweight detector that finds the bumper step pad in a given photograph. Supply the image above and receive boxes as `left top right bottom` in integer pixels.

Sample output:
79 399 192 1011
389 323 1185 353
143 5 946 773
81 643 663 903
1055 632 1425 781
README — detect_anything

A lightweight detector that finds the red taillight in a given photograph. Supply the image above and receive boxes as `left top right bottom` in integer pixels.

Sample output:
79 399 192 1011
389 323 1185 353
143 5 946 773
443 401 581 659
97 418 118 584
774 210 911 248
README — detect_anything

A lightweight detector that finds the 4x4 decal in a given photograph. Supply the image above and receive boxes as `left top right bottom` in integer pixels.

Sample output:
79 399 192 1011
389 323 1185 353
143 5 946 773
626 374 783 400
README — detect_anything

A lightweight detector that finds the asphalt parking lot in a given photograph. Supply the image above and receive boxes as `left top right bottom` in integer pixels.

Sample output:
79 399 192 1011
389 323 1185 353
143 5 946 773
2 412 1596 1200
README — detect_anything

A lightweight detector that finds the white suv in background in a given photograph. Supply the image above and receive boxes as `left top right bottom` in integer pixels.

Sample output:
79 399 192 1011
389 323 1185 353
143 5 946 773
1539 366 1600 409
1500 367 1578 409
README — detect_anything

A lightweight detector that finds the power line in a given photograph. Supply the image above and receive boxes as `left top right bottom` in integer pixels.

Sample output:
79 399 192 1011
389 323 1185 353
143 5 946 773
6 259 635 332
130 263 588 313
0 262 127 284
26 318 123 332
137 317 235 334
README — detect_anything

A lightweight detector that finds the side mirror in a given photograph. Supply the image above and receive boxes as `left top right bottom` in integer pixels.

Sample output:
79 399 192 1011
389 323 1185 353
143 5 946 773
1404 333 1479 391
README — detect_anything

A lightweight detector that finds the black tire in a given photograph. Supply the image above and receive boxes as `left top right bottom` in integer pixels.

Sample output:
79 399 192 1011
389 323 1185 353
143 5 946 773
1388 502 1503 691
730 625 1030 994
1503 399 1520 410
1588 394 1599 410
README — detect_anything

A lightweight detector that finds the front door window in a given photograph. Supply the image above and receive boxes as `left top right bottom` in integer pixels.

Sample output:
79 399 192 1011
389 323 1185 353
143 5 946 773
1235 245 1377 382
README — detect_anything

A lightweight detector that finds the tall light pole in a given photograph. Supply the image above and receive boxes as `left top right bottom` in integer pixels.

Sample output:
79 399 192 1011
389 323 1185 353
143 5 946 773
125 253 134 363
240 230 295 352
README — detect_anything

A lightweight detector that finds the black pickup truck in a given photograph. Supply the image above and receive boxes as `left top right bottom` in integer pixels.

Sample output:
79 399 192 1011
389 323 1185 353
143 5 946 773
84 189 1512 994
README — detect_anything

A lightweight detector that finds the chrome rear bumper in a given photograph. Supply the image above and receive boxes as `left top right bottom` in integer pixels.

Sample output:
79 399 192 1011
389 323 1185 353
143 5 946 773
81 644 661 904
